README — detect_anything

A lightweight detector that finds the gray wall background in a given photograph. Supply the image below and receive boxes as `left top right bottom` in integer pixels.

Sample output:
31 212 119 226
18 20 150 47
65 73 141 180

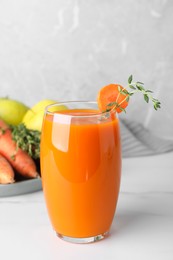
0 0 172 139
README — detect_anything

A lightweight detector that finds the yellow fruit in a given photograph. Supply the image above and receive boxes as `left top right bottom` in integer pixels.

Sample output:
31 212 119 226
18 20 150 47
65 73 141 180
32 99 60 113
23 99 67 131
0 98 29 125
22 99 56 124
24 110 45 131
22 109 35 124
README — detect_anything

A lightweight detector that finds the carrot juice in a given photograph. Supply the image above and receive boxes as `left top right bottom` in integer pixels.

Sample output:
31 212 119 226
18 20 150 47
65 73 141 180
40 101 121 243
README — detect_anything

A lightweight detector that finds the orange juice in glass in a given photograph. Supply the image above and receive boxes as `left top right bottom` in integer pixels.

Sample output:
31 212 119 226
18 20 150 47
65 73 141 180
40 101 121 243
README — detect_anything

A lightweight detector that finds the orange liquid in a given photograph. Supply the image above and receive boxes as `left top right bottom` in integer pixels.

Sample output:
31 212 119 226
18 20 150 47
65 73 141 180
41 109 121 238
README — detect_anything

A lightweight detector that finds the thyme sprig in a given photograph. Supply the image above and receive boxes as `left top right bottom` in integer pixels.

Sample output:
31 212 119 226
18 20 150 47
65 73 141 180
106 75 161 113
10 123 40 159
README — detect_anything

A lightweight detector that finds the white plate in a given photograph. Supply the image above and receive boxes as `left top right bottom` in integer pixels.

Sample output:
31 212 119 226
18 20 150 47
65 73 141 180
0 178 42 197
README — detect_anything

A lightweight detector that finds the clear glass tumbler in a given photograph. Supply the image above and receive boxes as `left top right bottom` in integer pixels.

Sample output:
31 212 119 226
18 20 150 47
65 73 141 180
40 101 121 243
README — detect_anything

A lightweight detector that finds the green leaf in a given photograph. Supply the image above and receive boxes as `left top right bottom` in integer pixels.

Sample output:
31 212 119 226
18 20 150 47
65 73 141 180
126 96 130 102
129 84 136 90
144 94 149 103
107 102 117 107
118 85 121 92
136 86 144 91
154 101 161 109
118 106 126 113
123 89 130 95
11 124 40 159
136 81 144 85
146 90 153 93
136 84 145 91
154 103 158 110
120 89 128 96
128 75 133 84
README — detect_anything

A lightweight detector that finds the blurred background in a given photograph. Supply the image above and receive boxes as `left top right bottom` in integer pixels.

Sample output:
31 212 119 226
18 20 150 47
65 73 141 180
0 0 172 144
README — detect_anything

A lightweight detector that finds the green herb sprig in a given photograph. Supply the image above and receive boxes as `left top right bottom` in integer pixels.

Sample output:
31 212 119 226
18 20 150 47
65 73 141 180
10 123 40 159
107 75 161 113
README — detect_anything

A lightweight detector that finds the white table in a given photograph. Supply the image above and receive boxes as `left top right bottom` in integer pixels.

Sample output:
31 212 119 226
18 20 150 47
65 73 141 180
0 152 173 260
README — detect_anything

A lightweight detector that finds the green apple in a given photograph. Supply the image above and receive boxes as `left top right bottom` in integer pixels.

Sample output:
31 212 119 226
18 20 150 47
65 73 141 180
0 98 29 125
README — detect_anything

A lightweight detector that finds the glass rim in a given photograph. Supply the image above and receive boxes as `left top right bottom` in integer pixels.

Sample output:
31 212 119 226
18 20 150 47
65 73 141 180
45 101 116 118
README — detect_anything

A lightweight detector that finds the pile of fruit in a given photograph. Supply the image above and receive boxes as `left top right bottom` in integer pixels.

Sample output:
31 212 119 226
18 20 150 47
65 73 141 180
0 98 60 184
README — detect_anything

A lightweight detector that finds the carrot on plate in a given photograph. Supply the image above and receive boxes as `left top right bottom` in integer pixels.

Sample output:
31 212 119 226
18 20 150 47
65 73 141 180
0 154 15 184
97 83 129 113
0 119 38 179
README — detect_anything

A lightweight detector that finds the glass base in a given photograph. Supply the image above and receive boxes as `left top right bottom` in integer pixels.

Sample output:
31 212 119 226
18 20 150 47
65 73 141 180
56 231 109 244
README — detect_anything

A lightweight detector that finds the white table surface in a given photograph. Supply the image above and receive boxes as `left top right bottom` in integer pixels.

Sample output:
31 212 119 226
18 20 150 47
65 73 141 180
0 152 173 260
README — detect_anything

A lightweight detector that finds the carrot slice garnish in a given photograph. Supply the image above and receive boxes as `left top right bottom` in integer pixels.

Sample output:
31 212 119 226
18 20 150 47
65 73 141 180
97 75 161 114
97 83 129 113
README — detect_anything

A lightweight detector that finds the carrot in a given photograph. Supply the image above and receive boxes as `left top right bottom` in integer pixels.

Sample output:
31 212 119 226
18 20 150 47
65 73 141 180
97 83 129 113
0 119 8 132
0 154 15 184
0 119 38 179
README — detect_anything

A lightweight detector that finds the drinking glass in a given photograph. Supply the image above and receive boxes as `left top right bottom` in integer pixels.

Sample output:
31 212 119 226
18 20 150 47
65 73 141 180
40 101 121 243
